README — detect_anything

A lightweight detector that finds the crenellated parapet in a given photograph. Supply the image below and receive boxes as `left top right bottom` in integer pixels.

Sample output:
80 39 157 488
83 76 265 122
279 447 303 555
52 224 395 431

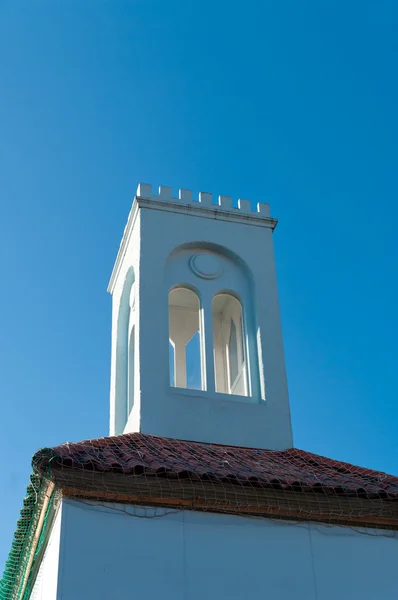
136 183 276 224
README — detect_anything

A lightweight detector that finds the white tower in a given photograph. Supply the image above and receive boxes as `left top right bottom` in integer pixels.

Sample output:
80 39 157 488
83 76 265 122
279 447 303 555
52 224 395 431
108 184 293 450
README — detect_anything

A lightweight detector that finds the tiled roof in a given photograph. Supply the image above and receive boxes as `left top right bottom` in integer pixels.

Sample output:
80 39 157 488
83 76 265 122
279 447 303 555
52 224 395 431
3 434 397 600
33 432 398 499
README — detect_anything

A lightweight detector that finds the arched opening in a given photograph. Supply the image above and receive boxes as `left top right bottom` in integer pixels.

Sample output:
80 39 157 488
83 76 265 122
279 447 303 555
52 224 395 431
127 326 135 416
169 287 203 390
114 268 135 434
212 294 247 396
166 243 259 400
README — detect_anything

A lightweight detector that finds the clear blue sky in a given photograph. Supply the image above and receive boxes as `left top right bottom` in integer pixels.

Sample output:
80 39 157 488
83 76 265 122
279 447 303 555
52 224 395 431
1 0 397 570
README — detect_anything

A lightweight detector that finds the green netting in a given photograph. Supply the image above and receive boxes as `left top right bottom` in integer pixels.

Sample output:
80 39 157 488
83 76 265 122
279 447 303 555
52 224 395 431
21 494 55 600
0 473 47 600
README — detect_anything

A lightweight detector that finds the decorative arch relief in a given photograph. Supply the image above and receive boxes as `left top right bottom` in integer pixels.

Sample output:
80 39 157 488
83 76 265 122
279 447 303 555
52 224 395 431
189 253 222 280
166 243 260 400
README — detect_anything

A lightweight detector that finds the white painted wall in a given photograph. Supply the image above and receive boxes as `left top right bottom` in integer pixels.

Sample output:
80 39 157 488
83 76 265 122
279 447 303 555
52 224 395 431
30 504 62 600
109 184 292 449
56 498 398 600
109 208 140 437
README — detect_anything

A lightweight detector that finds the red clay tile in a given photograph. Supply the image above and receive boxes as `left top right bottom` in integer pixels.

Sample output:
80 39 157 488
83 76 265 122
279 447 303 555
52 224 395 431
33 432 398 499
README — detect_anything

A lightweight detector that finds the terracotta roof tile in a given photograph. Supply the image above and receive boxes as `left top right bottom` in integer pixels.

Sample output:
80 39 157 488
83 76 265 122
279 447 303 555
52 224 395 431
33 432 398 499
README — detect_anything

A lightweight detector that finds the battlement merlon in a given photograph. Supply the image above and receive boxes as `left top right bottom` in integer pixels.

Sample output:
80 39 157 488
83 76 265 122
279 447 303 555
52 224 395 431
136 183 277 226
108 183 278 293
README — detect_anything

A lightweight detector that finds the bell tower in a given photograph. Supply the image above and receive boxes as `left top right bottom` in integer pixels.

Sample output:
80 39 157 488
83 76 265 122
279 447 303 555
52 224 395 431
108 184 293 450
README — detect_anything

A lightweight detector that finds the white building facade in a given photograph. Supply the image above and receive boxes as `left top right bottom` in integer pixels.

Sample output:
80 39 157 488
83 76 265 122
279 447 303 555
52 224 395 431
2 183 398 600
31 498 398 600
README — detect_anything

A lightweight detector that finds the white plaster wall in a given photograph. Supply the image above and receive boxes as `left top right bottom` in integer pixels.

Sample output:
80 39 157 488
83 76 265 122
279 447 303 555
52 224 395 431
137 205 292 448
109 208 142 436
29 504 62 600
110 192 293 449
57 498 398 600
